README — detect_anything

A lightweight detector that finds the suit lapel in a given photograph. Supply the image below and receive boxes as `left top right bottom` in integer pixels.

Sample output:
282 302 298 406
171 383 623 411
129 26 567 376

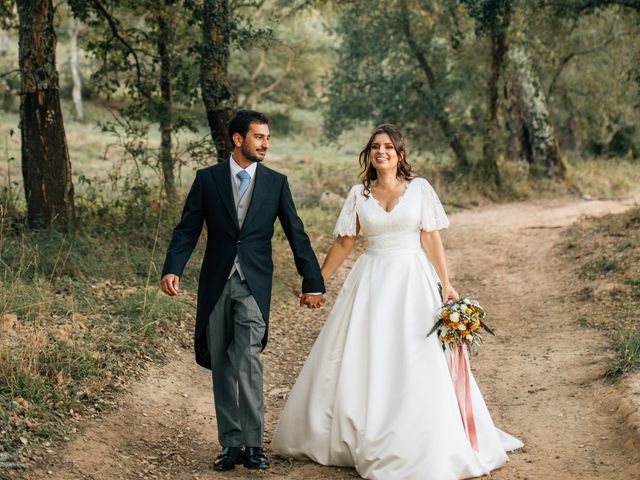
242 163 270 230
212 161 240 230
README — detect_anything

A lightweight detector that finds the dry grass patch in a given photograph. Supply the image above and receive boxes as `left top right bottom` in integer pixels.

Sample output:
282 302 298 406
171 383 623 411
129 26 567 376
0 205 197 463
563 206 640 377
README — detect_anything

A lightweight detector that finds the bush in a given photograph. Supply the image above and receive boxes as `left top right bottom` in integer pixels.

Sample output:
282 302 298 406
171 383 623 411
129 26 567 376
608 125 638 159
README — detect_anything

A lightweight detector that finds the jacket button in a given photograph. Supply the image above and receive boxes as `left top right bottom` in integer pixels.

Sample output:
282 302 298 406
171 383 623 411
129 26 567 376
236 240 242 244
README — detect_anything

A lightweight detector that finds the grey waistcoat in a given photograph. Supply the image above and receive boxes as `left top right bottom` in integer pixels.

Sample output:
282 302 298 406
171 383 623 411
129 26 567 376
228 173 256 280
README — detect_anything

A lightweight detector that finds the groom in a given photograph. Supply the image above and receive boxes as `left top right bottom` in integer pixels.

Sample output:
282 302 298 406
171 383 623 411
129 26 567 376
160 110 325 471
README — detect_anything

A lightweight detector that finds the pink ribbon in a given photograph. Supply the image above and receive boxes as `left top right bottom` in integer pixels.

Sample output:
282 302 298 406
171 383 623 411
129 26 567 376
449 345 479 451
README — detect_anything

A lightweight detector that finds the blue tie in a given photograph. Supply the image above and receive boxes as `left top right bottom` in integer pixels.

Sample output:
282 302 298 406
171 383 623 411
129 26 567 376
237 170 251 198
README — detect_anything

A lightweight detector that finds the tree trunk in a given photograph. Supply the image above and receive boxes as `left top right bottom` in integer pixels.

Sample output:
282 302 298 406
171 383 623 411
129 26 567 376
68 17 83 121
17 0 75 230
478 11 510 189
504 81 529 163
507 46 566 179
559 92 582 153
399 0 470 170
156 5 175 199
200 0 234 163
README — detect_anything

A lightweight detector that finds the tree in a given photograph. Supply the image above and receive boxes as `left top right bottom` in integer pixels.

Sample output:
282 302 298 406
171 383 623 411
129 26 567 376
462 0 513 188
399 0 470 169
324 0 475 169
507 44 566 177
69 0 202 199
230 2 335 115
154 1 176 198
200 0 234 162
541 0 640 157
69 0 282 179
17 0 75 230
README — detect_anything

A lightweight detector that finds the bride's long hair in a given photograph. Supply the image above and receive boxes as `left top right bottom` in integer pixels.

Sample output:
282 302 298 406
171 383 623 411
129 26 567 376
359 124 415 198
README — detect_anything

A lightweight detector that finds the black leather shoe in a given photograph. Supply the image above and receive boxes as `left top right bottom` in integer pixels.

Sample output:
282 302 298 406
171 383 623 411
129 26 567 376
243 447 269 470
213 446 245 471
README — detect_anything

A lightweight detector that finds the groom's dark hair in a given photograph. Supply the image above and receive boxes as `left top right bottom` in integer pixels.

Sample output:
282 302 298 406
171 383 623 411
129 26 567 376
228 110 269 143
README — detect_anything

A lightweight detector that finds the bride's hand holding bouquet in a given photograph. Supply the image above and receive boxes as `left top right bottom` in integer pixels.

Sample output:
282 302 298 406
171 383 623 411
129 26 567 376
440 282 459 304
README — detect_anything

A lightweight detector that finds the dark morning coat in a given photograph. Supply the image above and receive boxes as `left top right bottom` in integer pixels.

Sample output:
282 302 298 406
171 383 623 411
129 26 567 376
161 160 325 370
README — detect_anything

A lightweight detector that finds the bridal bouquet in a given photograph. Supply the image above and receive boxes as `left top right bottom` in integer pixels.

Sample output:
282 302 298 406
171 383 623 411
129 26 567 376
427 298 495 451
427 298 495 355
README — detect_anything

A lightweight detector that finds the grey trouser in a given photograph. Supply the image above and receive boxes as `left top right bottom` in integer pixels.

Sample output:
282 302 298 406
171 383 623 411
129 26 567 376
206 272 266 448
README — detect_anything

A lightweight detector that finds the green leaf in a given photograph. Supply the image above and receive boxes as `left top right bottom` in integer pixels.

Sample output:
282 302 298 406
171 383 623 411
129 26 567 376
482 323 496 336
426 319 443 338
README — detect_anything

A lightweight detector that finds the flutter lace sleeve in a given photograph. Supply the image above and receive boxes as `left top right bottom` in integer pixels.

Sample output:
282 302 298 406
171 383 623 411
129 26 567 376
332 185 360 237
419 178 449 231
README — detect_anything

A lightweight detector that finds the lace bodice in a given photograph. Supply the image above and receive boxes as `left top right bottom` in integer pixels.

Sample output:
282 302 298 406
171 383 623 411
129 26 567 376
332 178 449 239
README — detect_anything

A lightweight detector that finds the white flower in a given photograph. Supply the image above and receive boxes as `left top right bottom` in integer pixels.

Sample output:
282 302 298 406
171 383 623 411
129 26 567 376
450 312 460 322
458 323 467 331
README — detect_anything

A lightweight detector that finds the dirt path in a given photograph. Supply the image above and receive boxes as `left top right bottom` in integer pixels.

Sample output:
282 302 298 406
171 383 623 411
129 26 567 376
9 193 640 480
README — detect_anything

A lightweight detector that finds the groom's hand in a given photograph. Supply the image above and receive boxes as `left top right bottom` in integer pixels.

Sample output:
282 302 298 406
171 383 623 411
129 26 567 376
299 293 324 309
161 274 180 296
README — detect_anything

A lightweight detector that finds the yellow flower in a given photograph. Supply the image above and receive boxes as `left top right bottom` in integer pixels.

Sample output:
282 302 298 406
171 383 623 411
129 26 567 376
450 322 459 331
466 308 473 314
442 310 450 319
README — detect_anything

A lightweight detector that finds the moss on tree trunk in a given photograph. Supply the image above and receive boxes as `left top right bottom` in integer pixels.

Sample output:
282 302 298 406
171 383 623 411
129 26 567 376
507 46 566 179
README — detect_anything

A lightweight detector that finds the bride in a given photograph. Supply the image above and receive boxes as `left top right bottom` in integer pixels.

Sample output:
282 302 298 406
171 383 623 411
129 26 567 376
272 124 522 479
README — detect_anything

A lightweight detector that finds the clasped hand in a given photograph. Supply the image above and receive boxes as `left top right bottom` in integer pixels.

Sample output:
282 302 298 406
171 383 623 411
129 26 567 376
299 293 324 309
163 274 324 309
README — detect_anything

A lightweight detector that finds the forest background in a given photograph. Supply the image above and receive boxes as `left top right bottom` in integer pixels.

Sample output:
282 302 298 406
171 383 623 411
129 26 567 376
0 0 639 469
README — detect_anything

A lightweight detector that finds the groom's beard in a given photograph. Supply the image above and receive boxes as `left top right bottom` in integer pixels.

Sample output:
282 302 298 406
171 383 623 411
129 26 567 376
241 143 266 163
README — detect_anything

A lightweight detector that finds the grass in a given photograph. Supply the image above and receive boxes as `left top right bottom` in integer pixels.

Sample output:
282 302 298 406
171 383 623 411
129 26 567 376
579 255 621 280
606 331 640 378
565 206 640 378
565 155 640 199
0 195 197 455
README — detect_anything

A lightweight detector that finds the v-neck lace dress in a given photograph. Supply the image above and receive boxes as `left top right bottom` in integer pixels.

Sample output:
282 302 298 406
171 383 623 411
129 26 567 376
271 178 522 480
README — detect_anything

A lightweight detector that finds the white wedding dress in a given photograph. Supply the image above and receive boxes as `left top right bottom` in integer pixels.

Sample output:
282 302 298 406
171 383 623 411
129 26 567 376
272 178 522 480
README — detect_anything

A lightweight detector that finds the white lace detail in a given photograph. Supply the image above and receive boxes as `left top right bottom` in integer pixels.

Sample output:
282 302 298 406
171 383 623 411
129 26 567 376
418 178 449 231
333 185 360 237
